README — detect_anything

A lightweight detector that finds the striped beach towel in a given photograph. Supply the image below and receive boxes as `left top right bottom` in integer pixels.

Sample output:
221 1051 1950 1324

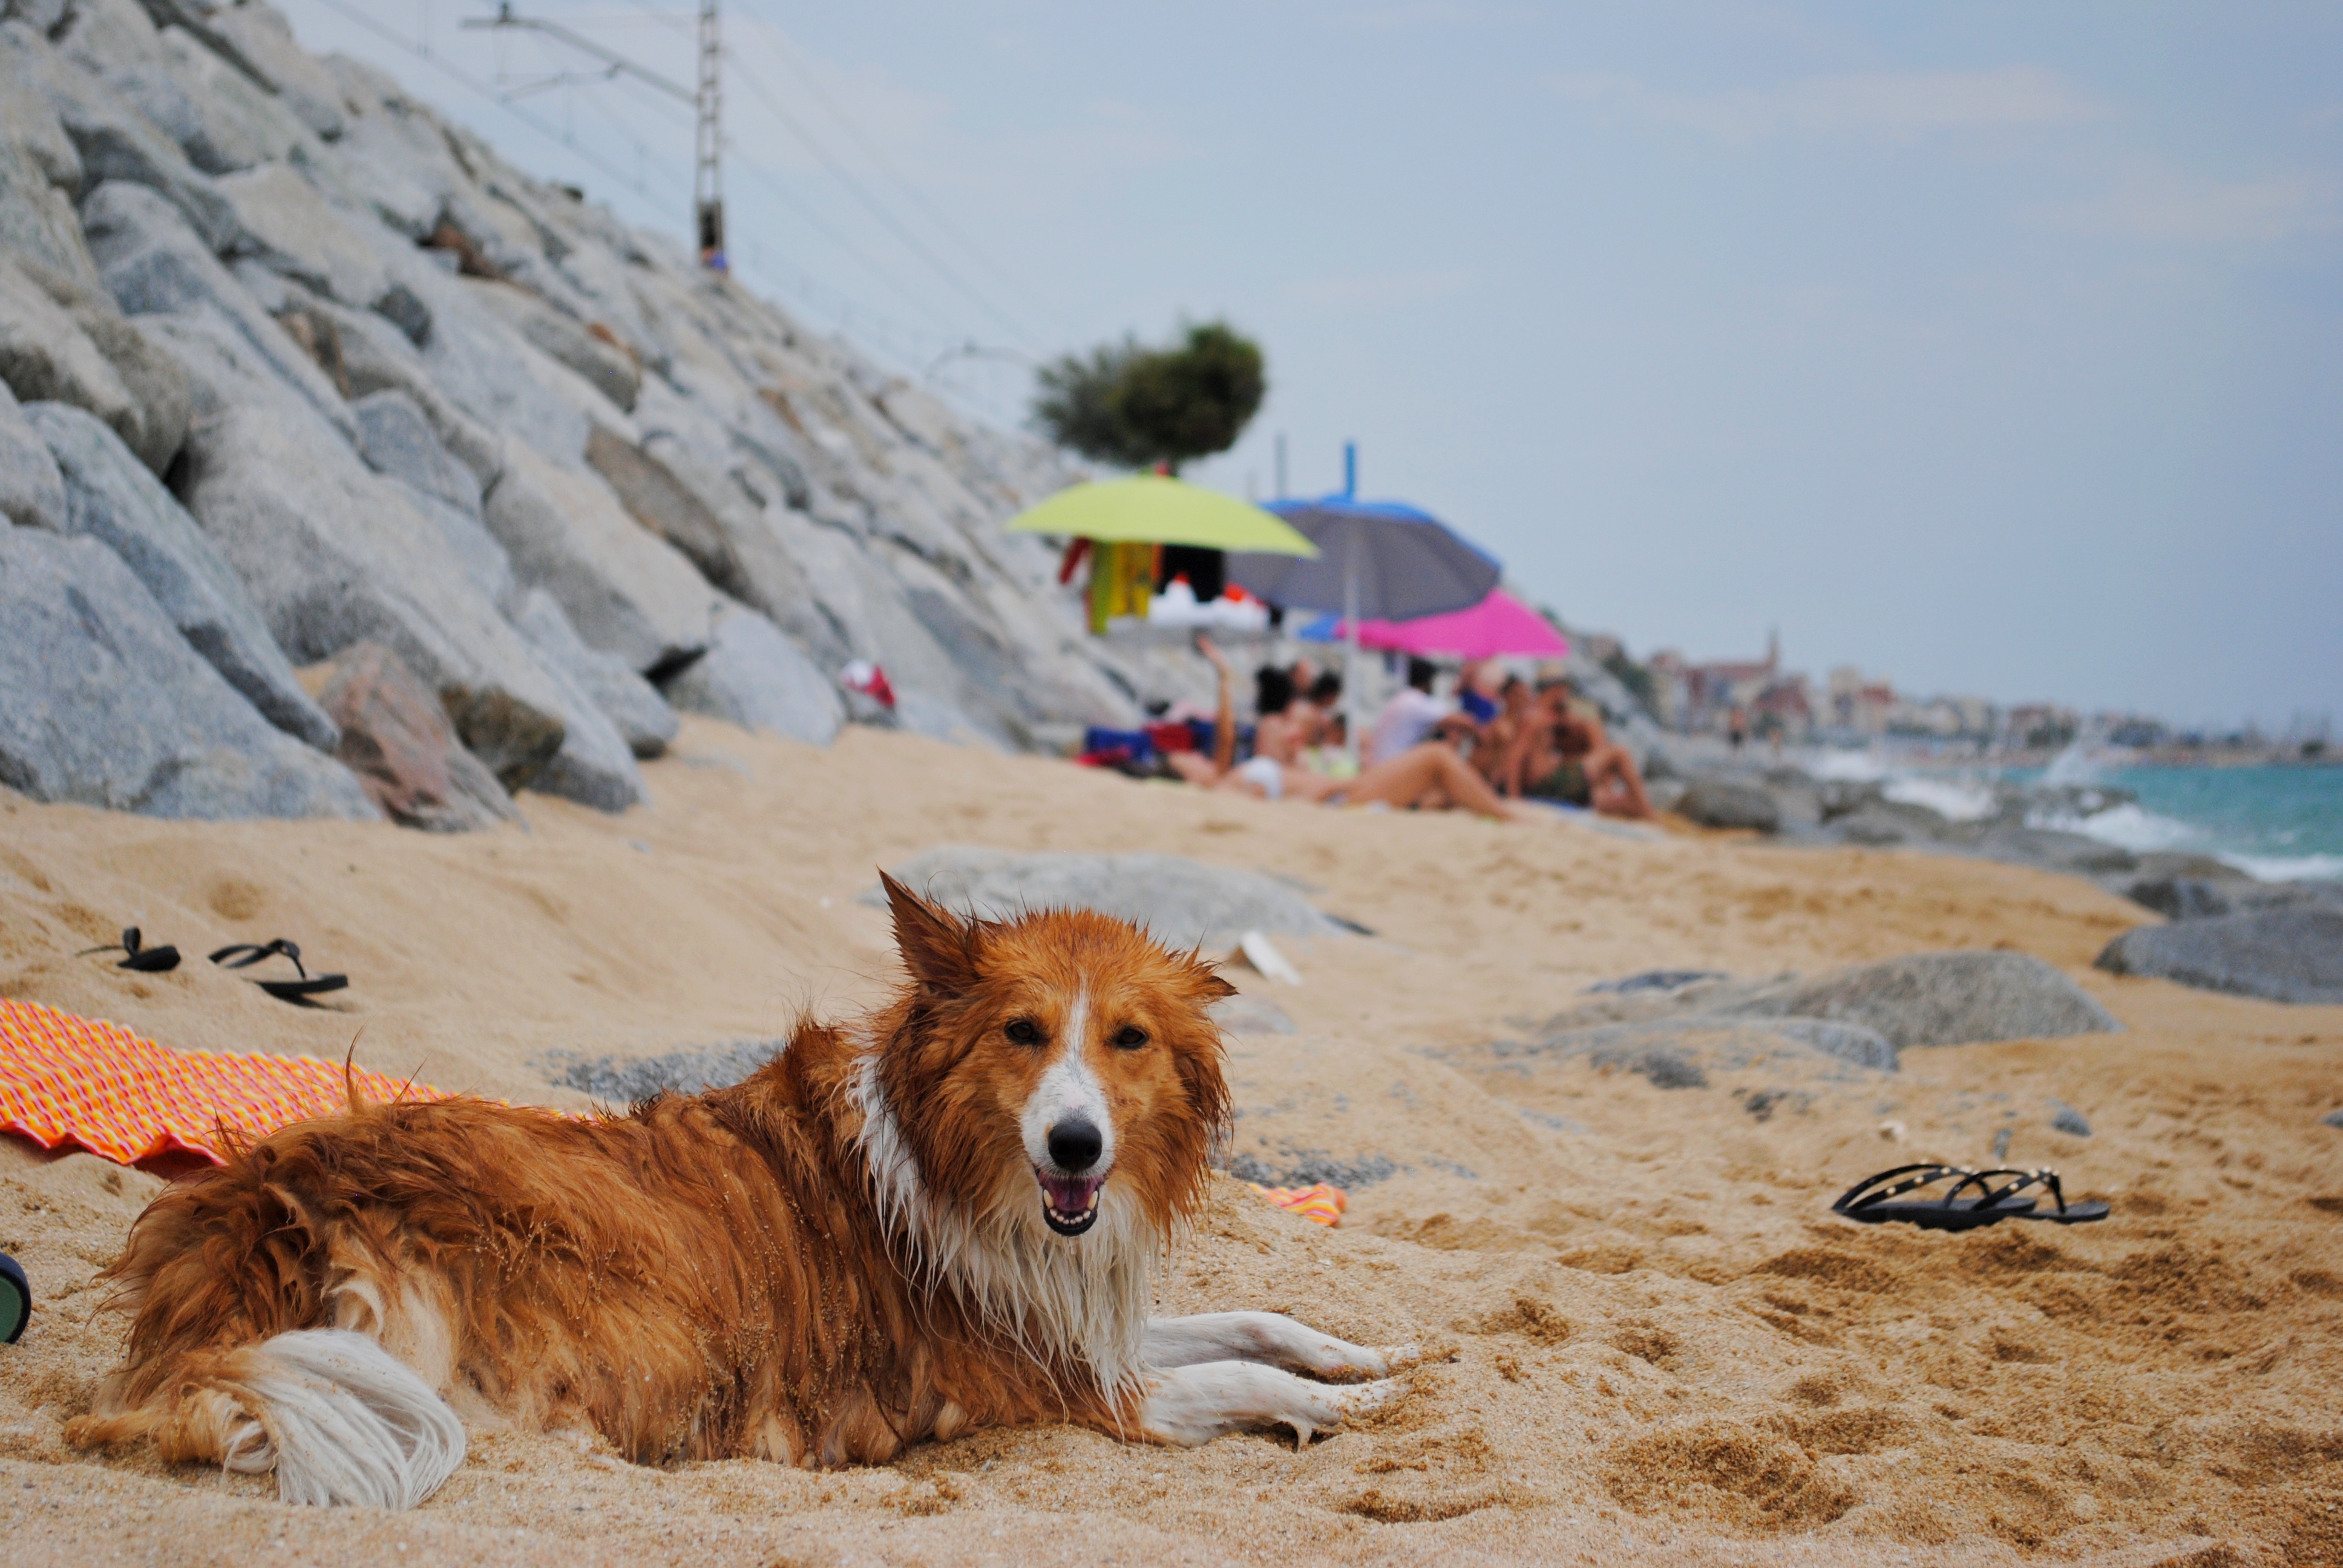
0 997 460 1166
1248 1181 1348 1227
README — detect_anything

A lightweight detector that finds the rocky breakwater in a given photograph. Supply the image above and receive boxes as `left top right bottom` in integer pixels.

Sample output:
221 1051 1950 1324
0 0 1167 828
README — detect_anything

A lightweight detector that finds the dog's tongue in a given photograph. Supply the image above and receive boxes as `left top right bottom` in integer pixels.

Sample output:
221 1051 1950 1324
1041 1174 1102 1217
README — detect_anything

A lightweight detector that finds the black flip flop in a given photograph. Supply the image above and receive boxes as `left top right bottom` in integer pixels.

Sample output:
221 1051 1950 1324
208 939 348 1004
1971 1166 2110 1226
1831 1164 2045 1231
76 927 180 973
0 1252 27 1345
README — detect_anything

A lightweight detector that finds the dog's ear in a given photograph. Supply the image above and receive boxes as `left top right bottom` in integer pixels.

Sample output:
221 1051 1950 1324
1191 964 1238 1002
881 871 980 996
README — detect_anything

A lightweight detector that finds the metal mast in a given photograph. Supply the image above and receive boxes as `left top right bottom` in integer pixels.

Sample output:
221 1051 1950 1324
693 0 724 271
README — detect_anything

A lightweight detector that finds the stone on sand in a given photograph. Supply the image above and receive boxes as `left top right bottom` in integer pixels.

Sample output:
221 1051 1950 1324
1724 950 2122 1050
2095 910 2343 1005
315 641 518 832
1677 777 1781 833
660 607 842 747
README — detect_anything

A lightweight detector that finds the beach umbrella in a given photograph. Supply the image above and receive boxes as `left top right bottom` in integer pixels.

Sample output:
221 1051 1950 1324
1226 445 1502 756
1303 589 1569 661
1005 474 1318 556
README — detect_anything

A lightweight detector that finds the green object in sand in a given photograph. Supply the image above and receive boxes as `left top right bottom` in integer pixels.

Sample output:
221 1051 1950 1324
1006 475 1319 556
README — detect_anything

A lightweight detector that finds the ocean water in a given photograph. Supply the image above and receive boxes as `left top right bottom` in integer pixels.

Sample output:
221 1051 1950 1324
2020 763 2343 882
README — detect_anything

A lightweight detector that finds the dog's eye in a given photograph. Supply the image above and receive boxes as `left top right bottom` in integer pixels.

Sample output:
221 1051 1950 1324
1113 1026 1149 1050
1004 1019 1041 1046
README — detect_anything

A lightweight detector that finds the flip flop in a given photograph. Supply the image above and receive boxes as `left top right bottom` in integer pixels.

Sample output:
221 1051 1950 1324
1830 1163 2047 1232
1972 1166 2111 1227
0 1252 27 1345
75 927 180 973
208 939 348 1004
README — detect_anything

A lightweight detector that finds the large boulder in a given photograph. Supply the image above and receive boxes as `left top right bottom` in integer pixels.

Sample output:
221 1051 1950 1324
53 0 280 179
1725 950 2122 1049
350 387 483 519
79 178 351 437
482 442 719 675
0 35 105 294
149 22 313 175
511 588 677 760
0 256 143 458
314 641 517 833
0 382 65 528
213 163 390 311
191 0 344 141
1676 776 1782 833
146 306 574 780
24 399 335 750
462 278 640 413
864 848 1348 955
660 606 842 747
0 528 375 820
2096 910 2343 1005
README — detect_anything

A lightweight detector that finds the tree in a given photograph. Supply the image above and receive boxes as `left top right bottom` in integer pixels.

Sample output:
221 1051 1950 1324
1031 321 1265 472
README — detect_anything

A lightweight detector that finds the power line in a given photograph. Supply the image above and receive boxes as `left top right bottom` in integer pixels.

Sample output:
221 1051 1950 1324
730 0 1065 339
723 51 1042 350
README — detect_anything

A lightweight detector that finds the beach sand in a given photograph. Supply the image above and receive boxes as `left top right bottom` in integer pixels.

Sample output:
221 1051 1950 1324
1 719 2337 1566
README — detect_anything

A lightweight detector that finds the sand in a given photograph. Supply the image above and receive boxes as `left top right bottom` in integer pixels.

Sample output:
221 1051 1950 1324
1 718 2338 1567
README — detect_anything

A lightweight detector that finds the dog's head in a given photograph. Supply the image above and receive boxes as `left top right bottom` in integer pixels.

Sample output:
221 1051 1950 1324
871 872 1234 1241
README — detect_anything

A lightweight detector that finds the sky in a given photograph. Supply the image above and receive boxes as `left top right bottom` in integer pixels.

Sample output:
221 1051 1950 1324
281 1 2342 731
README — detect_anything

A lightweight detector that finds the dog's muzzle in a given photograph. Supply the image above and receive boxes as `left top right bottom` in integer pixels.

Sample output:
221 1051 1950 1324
1038 1119 1106 1236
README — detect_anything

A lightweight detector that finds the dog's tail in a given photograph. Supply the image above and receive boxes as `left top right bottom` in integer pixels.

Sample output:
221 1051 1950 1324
67 1330 465 1508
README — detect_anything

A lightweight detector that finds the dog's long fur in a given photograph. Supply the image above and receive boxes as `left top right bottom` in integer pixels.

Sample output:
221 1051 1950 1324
68 877 1400 1506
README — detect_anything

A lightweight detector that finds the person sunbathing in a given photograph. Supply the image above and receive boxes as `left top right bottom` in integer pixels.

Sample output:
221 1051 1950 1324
1515 683 1656 820
1171 639 1521 820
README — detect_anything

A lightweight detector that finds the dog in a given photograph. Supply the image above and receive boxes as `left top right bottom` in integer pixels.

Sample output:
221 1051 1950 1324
66 875 1411 1508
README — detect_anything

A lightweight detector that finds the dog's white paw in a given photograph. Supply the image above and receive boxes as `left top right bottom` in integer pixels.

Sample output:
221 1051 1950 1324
1372 1342 1424 1374
1337 1377 1407 1421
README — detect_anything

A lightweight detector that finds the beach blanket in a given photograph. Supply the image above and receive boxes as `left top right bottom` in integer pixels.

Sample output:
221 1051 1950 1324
0 998 462 1166
1249 1181 1347 1227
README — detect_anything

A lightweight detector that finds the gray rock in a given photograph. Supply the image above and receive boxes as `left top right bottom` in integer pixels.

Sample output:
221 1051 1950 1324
2095 909 2343 1005
0 382 65 527
548 1040 782 1103
497 590 646 811
482 442 718 675
2124 877 2236 922
1977 825 2137 876
863 847 1348 953
24 398 335 749
2324 1108 2343 1129
0 20 241 250
195 0 344 140
2049 1099 2092 1137
511 588 677 759
462 278 639 413
309 297 501 486
0 255 142 452
146 306 574 769
79 179 352 437
150 22 312 174
1757 1017 1900 1073
0 527 375 819
213 162 387 308
1677 776 1781 832
314 640 517 832
53 280 189 473
584 424 741 595
391 477 514 607
0 111 101 298
352 387 480 518
1486 1014 1893 1079
661 607 841 746
1723 950 2122 1049
55 0 257 178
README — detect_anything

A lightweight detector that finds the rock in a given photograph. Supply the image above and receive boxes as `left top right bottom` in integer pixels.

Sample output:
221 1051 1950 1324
0 527 375 819
56 0 265 179
309 298 500 485
583 425 742 594
1211 993 1296 1037
2049 1099 2092 1137
194 0 345 140
79 180 352 437
482 442 719 675
213 162 388 309
0 20 242 251
148 306 574 773
1677 776 1781 833
0 382 65 527
315 641 517 832
661 607 841 746
511 588 677 759
2123 877 2235 921
2324 1109 2343 1129
863 847 1348 953
493 589 646 809
1758 1017 1900 1073
150 22 312 174
24 398 335 749
1724 950 2122 1049
462 278 640 413
54 282 189 473
0 106 102 297
0 256 141 453
548 1040 782 1103
351 388 481 518
1977 825 2137 876
393 477 514 608
2094 910 2343 1005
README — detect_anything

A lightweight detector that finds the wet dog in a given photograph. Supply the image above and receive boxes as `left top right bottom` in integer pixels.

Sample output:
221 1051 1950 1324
67 875 1409 1507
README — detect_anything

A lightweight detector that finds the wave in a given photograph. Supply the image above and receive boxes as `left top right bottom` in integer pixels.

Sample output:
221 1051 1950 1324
2219 852 2343 883
1809 749 1890 783
2027 800 2199 853
1883 777 1998 823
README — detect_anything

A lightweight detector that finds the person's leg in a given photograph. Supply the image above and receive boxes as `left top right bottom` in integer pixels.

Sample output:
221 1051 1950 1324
1584 745 1655 819
1167 751 1221 786
1347 744 1517 821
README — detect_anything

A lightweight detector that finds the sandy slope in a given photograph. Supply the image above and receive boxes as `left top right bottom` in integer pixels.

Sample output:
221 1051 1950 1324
0 719 2338 1567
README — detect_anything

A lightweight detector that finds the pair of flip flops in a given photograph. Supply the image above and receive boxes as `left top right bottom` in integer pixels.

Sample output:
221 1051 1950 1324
1833 1164 2111 1232
79 929 346 1004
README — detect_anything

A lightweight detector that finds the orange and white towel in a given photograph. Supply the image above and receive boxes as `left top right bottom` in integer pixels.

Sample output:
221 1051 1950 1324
1248 1181 1348 1227
0 997 460 1166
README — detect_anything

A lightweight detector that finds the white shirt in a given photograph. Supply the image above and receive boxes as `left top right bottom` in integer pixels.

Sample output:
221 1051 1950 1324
1369 688 1452 765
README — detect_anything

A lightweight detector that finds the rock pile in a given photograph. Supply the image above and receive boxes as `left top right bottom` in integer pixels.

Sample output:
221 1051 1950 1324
0 0 1162 827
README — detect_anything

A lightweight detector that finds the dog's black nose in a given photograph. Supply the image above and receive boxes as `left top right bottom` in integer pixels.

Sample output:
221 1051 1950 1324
1047 1119 1104 1173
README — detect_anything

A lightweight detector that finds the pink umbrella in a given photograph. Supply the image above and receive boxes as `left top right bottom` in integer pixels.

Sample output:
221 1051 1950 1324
1337 589 1570 659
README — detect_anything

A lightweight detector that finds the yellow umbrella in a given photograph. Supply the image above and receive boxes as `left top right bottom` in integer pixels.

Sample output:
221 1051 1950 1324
1007 474 1319 557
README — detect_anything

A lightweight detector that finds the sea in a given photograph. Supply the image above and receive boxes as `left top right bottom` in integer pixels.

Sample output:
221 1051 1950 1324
1809 749 2343 883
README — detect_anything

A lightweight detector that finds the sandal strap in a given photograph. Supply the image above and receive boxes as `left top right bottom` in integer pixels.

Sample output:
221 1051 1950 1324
1833 1165 1971 1215
209 939 310 979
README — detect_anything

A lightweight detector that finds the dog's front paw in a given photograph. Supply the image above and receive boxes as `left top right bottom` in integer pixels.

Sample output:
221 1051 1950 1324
1336 1376 1407 1422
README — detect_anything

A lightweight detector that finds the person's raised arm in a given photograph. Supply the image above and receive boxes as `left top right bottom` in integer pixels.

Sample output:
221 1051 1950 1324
1196 635 1237 775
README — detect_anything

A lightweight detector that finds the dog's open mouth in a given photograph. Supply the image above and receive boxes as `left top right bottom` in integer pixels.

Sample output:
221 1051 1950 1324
1037 1171 1105 1236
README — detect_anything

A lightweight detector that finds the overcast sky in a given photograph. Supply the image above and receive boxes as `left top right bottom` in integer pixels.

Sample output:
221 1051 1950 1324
283 1 2340 730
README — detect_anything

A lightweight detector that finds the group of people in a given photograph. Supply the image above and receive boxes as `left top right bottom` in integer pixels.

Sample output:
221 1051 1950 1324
1167 638 1655 823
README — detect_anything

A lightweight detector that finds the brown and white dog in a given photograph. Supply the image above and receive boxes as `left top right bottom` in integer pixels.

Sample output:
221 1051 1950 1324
66 875 1411 1508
